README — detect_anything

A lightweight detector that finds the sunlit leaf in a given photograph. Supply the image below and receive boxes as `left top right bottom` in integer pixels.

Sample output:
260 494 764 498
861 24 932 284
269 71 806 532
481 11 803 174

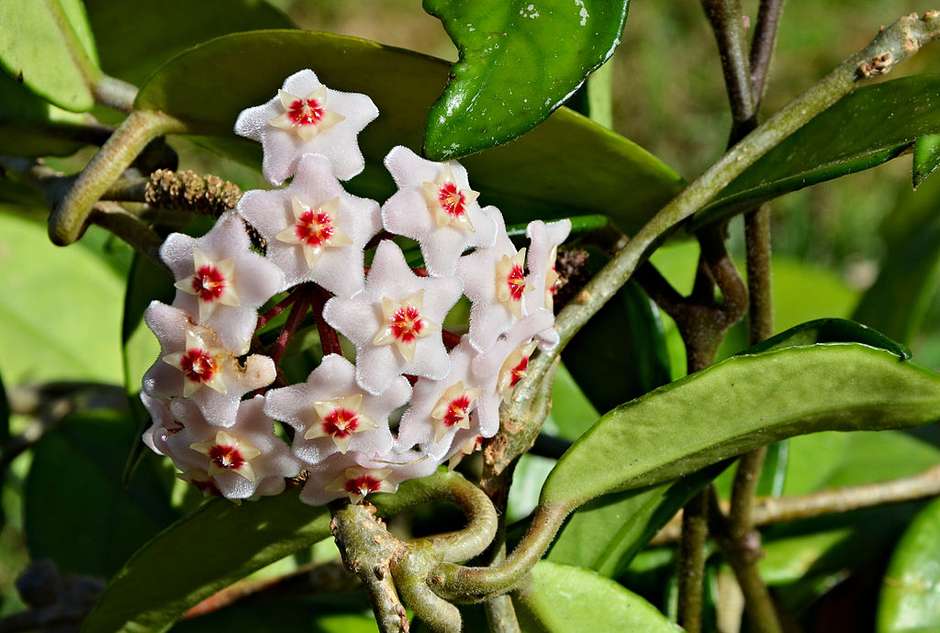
0 0 100 111
542 344 940 510
422 0 630 159
913 134 940 189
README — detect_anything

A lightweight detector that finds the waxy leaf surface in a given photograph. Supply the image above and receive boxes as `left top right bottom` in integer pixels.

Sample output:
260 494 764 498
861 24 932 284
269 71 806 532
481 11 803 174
694 75 940 228
422 0 630 159
542 344 940 509
135 30 683 235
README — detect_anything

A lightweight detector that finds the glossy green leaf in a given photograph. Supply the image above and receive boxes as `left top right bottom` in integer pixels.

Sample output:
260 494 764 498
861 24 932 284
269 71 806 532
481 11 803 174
744 317 910 359
542 345 940 510
0 214 125 385
82 490 331 633
880 497 940 633
134 30 683 234
422 0 629 160
514 561 680 632
853 204 940 347
547 464 724 577
24 409 179 578
693 75 940 229
175 604 380 633
914 134 940 189
84 471 465 633
0 0 100 111
563 256 672 412
84 0 293 86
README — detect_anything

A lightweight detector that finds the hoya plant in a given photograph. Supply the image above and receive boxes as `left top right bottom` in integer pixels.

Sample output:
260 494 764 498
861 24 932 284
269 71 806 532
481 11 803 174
4 1 940 632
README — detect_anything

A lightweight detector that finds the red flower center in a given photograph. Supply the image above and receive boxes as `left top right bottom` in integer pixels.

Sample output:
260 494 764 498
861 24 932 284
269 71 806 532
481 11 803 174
207 444 246 471
437 182 466 217
391 306 425 343
509 355 529 388
345 475 383 496
287 98 325 126
443 394 473 428
322 408 359 439
180 348 218 384
507 264 526 301
191 265 226 302
295 209 335 247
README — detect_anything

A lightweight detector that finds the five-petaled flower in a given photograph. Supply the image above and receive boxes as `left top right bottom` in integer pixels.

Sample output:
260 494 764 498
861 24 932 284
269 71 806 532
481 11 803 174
161 213 284 351
142 302 276 427
237 154 382 296
323 240 462 395
157 396 300 500
382 146 498 276
234 69 378 185
264 354 409 465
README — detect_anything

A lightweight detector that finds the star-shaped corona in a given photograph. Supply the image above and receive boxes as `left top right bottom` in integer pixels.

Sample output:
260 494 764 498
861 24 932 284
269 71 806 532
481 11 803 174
268 87 345 141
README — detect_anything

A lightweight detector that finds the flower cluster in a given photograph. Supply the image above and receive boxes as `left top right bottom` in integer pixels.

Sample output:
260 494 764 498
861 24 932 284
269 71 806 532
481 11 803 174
141 69 570 504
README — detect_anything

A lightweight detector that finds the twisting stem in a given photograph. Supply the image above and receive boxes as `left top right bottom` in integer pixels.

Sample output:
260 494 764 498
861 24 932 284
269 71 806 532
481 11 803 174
750 0 787 102
93 75 138 113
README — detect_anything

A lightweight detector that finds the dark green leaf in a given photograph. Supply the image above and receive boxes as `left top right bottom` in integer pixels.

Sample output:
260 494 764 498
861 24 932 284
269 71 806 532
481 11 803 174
693 75 940 229
84 0 293 86
83 490 330 633
134 30 683 235
563 261 672 412
914 134 940 189
84 471 465 633
547 463 725 577
514 561 679 632
175 603 380 633
0 0 100 111
24 409 179 577
743 317 910 360
542 345 940 510
853 203 940 347
0 214 125 384
422 0 629 159
880 498 940 633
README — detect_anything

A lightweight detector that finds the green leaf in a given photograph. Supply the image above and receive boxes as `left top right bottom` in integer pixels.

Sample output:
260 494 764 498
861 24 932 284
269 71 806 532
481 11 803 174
82 491 331 633
24 409 179 577
175 603 381 633
422 0 630 160
853 205 940 347
541 344 940 510
563 266 672 412
134 30 683 235
0 214 125 385
514 561 680 632
84 0 293 86
0 0 101 111
84 470 466 633
878 497 940 633
693 75 940 229
914 134 940 189
547 464 724 577
744 317 910 359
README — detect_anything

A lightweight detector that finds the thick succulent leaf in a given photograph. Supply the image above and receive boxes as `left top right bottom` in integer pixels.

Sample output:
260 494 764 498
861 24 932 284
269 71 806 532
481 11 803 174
0 0 100 111
0 214 124 384
879 497 940 633
914 134 940 189
853 196 940 347
562 250 672 413
692 75 940 229
541 344 940 510
547 464 725 577
422 0 629 160
84 0 293 86
83 471 462 633
24 409 179 578
134 30 683 234
744 317 910 359
514 561 680 632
